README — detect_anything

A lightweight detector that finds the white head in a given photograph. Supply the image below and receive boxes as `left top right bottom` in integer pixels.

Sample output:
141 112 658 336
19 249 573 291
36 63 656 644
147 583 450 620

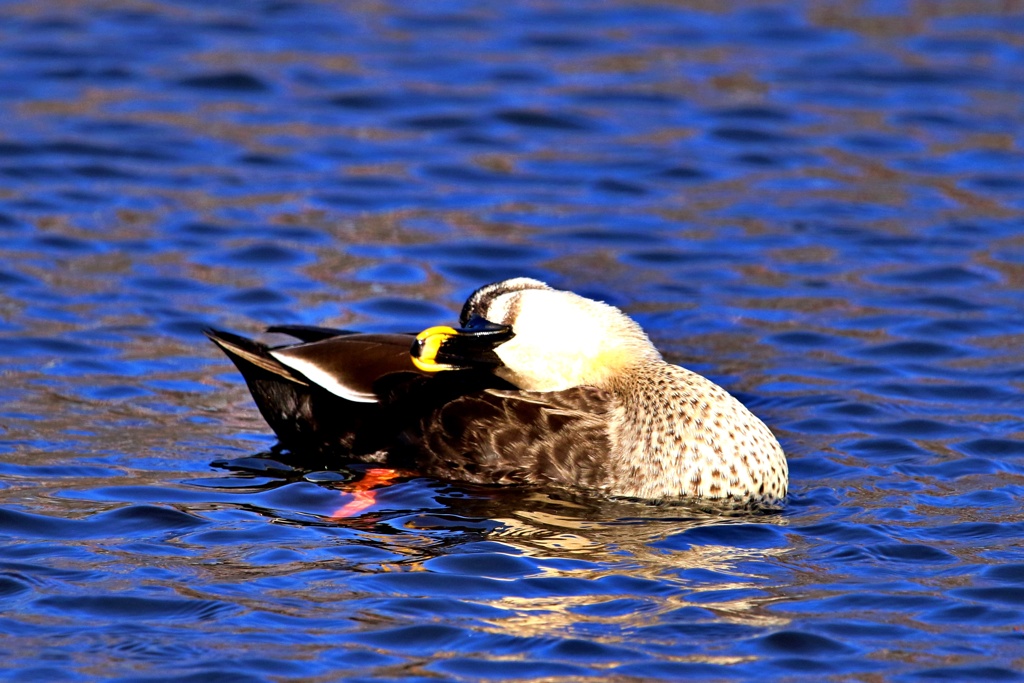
458 278 661 391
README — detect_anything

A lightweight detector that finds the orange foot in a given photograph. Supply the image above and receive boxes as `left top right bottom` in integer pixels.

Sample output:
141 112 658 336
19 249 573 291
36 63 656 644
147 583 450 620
330 468 406 519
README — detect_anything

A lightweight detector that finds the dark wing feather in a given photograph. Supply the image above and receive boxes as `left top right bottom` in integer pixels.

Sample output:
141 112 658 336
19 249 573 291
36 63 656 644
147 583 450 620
265 325 357 343
205 328 307 385
407 386 615 489
268 334 425 403
205 328 397 457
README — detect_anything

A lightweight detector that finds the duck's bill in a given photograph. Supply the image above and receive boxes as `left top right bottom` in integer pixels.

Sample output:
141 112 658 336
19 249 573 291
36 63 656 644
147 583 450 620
410 317 514 372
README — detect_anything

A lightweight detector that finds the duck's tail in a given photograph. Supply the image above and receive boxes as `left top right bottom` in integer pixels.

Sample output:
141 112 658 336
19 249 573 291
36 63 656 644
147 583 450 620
204 328 378 456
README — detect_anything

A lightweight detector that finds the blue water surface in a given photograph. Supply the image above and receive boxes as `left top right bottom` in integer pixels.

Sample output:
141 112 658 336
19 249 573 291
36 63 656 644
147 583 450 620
1 1 1023 680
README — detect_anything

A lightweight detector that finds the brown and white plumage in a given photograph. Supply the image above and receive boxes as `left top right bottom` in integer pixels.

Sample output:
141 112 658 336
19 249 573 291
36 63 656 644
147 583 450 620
206 278 788 505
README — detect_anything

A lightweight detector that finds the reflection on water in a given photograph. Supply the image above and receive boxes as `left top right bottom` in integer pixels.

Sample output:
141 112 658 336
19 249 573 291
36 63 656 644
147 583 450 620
2 0 1024 680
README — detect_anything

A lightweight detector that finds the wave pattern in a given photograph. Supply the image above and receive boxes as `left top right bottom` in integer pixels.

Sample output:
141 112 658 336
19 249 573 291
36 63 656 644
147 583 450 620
1 0 1023 680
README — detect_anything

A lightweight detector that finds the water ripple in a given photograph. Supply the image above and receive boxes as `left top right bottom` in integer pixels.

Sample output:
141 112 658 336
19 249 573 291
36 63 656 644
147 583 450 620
1 0 1023 680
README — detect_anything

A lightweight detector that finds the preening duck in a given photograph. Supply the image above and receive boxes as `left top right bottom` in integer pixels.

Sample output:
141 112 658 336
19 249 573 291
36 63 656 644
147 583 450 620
206 278 787 505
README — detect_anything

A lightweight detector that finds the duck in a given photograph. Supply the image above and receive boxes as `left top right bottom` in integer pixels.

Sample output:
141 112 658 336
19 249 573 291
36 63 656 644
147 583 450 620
205 277 788 505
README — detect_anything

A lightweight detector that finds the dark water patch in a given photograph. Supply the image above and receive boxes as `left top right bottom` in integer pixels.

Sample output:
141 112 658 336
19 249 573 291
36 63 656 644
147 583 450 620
872 265 993 287
430 657 589 680
594 178 648 195
635 618 760 642
869 543 956 564
904 295 985 313
354 263 427 285
571 89 680 107
896 111 971 131
219 287 292 307
755 630 858 656
6 667 79 683
657 523 787 551
32 233 101 252
0 575 31 598
350 623 470 652
422 164 519 185
111 670 269 683
12 337 105 357
971 174 1024 192
903 666 1024 681
45 139 177 163
983 564 1024 583
84 378 149 401
333 175 407 191
93 505 208 535
35 594 237 622
821 401 888 419
876 382 1013 403
781 592 948 614
896 457 1001 480
952 587 1024 607
614 661 735 680
72 163 140 180
349 297 452 321
326 91 401 110
569 597 657 617
623 248 742 267
871 419 963 439
206 243 310 267
176 72 270 92
397 240 550 265
712 104 792 121
494 109 595 132
366 596 509 622
842 133 920 153
922 603 1022 626
400 114 478 131
770 331 852 349
521 30 598 51
543 637 646 663
931 523 1010 542
958 439 1023 459
132 276 206 293
238 152 294 167
711 127 798 145
732 151 781 166
799 522 893 545
797 64 987 87
857 340 968 360
817 619 918 640
656 165 708 181
0 269 37 287
0 505 205 540
0 463 124 480
425 552 541 580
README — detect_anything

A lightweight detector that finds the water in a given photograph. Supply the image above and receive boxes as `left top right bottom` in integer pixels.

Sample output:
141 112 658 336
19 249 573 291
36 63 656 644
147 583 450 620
2 0 1023 680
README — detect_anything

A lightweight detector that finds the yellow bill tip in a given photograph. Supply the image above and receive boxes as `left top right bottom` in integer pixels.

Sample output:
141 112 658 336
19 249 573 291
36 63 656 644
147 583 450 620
411 325 459 372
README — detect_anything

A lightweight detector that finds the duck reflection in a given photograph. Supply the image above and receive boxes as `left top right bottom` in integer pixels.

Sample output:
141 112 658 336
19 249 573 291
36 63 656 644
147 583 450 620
203 453 793 644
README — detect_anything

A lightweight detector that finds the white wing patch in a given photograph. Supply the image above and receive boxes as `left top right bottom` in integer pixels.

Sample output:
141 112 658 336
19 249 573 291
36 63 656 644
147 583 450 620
269 350 379 403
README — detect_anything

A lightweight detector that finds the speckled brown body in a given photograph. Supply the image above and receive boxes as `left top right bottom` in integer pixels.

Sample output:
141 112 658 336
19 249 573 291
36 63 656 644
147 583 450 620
603 363 788 503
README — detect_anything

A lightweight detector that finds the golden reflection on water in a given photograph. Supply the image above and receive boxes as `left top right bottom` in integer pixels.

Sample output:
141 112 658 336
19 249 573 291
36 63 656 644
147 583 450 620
402 492 794 643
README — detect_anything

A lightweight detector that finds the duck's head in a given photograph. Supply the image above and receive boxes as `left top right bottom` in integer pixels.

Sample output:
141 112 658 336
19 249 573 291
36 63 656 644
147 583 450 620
411 278 661 391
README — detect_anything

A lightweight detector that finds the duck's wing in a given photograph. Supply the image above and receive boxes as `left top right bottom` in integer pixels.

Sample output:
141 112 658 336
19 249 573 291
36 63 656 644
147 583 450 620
205 329 424 455
205 328 309 386
265 324 358 343
267 333 424 403
409 386 616 490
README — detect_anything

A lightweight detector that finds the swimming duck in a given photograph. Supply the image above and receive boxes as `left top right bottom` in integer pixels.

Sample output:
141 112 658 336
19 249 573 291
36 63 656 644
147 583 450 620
206 278 787 505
